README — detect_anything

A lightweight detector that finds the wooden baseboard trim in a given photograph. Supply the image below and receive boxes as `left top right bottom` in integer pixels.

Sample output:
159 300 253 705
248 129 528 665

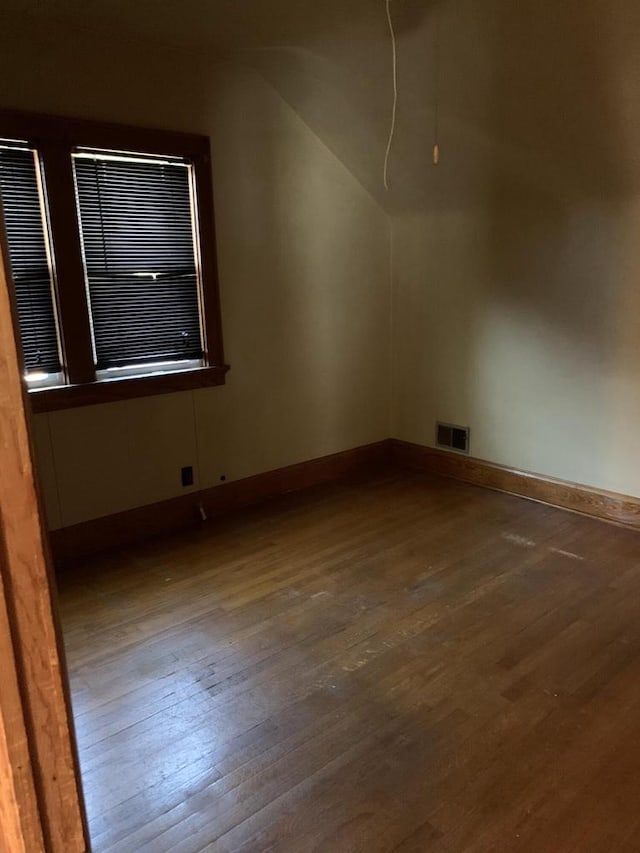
51 437 640 565
391 439 640 530
50 441 391 565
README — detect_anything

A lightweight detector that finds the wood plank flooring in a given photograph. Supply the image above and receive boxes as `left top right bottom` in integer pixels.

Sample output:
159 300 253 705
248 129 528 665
57 470 640 852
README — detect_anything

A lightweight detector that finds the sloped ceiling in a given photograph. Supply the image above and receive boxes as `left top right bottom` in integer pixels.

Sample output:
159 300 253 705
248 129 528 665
2 0 397 208
5 0 640 211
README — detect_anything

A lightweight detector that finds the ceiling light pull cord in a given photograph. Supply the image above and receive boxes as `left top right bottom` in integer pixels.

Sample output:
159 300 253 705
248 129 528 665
383 0 398 191
433 4 441 165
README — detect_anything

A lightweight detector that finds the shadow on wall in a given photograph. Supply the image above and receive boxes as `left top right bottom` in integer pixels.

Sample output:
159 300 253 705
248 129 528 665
478 0 640 488
206 68 390 478
392 0 640 494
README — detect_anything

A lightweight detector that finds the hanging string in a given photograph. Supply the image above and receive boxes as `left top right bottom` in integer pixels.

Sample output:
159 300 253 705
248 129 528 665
383 0 398 190
433 4 441 165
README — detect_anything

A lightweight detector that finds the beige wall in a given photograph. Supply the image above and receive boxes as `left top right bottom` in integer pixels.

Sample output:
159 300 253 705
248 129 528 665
0 19 391 529
390 0 640 498
392 200 640 497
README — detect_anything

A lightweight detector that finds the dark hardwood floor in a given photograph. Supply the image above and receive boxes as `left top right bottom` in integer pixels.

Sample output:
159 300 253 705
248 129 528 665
57 470 640 852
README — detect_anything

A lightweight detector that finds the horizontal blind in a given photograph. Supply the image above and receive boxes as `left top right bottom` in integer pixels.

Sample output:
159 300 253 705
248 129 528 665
0 145 61 374
73 152 203 371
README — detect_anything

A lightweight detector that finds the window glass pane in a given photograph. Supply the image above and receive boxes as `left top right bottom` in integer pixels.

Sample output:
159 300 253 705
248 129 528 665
0 143 61 376
73 150 203 371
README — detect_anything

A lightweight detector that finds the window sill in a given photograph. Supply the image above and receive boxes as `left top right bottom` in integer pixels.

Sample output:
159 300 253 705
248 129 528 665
29 364 230 413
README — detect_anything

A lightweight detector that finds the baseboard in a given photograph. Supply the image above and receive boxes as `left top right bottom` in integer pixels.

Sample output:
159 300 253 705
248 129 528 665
51 437 640 565
50 441 391 565
390 439 640 530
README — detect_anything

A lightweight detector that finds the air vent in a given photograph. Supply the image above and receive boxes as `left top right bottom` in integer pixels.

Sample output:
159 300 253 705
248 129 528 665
436 422 470 454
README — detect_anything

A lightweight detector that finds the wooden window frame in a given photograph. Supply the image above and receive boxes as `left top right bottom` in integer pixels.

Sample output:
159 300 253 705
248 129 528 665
0 109 229 413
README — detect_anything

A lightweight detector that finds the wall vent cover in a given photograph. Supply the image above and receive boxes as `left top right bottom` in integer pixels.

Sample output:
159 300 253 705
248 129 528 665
436 422 470 454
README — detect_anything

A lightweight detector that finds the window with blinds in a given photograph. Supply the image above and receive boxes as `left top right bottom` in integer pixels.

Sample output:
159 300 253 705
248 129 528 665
0 142 61 377
0 111 226 409
73 150 204 373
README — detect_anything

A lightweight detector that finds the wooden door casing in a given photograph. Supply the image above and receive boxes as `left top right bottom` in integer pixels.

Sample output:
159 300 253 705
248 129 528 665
0 227 88 850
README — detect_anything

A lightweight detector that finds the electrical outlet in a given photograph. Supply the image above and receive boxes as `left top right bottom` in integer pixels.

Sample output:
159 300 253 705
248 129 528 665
181 466 194 487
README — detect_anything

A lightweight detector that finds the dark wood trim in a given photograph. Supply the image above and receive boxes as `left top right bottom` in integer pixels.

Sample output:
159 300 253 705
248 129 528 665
38 140 95 385
0 220 88 849
30 363 230 413
51 441 391 565
0 533 45 853
201 440 390 517
50 436 640 567
391 439 640 530
0 107 210 161
193 145 226 368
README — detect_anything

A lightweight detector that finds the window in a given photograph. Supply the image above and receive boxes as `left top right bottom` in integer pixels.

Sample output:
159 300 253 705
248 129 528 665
74 150 204 374
0 143 62 384
0 110 227 412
